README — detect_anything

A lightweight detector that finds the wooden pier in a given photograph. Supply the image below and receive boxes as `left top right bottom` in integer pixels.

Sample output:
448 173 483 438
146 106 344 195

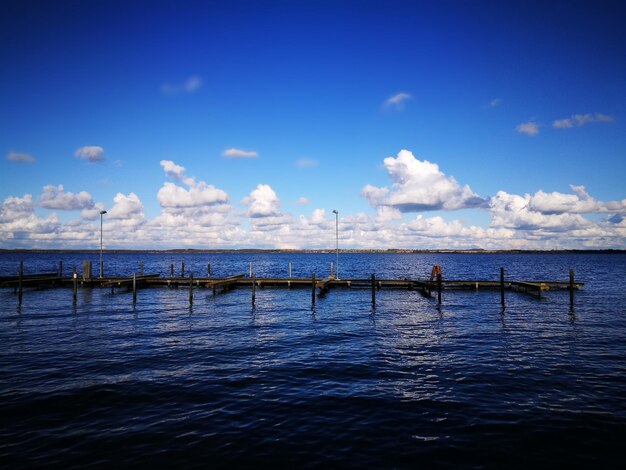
1 262 583 308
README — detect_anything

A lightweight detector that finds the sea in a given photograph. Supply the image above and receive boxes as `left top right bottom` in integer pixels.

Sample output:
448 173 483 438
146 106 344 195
1 252 625 468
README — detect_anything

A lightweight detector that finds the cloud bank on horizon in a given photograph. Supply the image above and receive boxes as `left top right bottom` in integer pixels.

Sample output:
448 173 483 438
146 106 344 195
1 150 624 250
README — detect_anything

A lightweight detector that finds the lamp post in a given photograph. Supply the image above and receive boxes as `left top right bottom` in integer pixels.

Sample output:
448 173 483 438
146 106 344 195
332 209 339 279
99 210 107 278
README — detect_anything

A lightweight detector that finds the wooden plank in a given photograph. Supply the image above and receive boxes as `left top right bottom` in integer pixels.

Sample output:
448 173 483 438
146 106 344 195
315 277 333 294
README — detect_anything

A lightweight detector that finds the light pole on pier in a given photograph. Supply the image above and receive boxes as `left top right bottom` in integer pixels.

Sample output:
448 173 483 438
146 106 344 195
99 210 107 278
332 209 339 279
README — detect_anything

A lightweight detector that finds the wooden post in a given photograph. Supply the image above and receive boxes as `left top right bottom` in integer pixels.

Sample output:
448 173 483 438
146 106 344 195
371 273 376 306
59 259 63 277
139 261 144 276
170 263 174 278
181 261 185 278
249 262 253 278
72 268 77 305
189 272 193 305
330 262 334 278
437 270 442 305
569 269 574 306
18 261 23 306
207 263 211 277
252 274 256 307
132 272 137 303
288 262 292 279
500 267 505 307
311 273 316 305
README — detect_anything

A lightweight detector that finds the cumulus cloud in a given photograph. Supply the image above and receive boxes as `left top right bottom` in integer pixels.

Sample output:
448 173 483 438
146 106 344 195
296 196 309 205
527 185 626 214
75 146 105 163
0 194 59 240
552 113 614 129
160 160 195 186
161 75 202 94
157 159 230 212
295 158 318 168
107 192 145 224
242 184 281 218
7 151 35 163
39 185 94 210
80 203 106 220
516 121 539 136
361 149 486 212
384 92 411 110
158 182 229 209
0 194 35 223
222 148 258 158
489 191 590 230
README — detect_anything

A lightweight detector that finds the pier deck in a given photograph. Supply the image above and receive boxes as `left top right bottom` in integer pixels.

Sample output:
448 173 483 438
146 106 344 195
2 264 583 308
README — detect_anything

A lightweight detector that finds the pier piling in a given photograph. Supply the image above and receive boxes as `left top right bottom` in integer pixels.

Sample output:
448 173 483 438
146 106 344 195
189 272 193 305
132 272 137 303
181 261 185 278
437 270 442 305
72 268 77 305
569 269 575 306
139 262 144 276
311 273 316 305
252 274 256 307
207 263 211 277
170 263 174 278
58 259 63 277
500 267 505 307
18 261 23 306
371 273 376 306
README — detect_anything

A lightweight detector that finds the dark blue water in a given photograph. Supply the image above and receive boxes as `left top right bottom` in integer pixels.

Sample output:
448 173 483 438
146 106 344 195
1 253 625 468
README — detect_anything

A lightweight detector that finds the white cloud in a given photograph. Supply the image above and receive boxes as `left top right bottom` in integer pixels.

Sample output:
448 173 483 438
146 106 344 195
223 148 258 158
296 196 309 205
295 158 318 168
39 184 94 210
158 182 229 209
488 98 502 108
309 208 327 225
516 121 539 136
160 159 195 186
75 146 105 163
80 203 106 220
0 194 35 223
7 151 35 163
157 160 230 211
552 113 614 129
375 206 402 222
161 75 202 94
384 92 411 109
361 149 486 212
489 191 590 230
106 192 145 224
528 185 626 214
0 194 59 240
242 184 281 217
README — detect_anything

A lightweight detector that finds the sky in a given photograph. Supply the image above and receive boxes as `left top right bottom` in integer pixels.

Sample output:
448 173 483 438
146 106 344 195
1 0 625 250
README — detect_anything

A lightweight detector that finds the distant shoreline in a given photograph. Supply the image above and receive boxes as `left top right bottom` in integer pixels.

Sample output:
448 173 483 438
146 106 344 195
1 248 624 255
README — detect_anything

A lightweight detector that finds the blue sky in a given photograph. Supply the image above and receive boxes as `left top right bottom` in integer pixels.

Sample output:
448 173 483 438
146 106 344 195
1 0 625 249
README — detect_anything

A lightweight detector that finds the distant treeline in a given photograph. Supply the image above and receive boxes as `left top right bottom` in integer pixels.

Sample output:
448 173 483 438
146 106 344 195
1 248 624 254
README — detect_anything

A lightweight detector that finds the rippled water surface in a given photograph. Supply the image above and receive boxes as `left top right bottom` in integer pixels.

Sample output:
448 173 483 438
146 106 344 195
1 252 625 468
